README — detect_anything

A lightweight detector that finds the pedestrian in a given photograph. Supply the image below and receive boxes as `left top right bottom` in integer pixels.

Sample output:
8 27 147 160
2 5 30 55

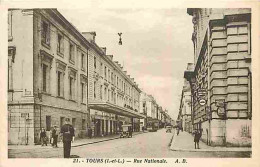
60 118 75 158
176 127 180 136
40 128 47 146
52 125 58 148
194 129 202 149
129 126 133 137
88 127 92 139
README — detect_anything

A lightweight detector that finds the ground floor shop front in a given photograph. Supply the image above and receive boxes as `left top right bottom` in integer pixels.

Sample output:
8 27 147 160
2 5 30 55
90 109 140 137
8 103 88 145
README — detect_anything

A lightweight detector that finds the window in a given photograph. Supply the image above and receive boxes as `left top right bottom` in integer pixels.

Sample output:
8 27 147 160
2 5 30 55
72 118 76 128
57 71 62 96
57 33 64 54
100 85 103 100
81 53 85 70
111 72 114 84
105 66 107 79
8 47 15 91
94 81 96 99
8 11 13 40
46 116 51 131
42 64 47 92
111 91 114 102
104 87 107 101
108 69 110 82
69 43 74 62
69 77 74 100
82 119 86 130
60 117 65 128
94 57 96 69
81 82 85 103
42 21 50 46
108 89 110 101
100 63 103 76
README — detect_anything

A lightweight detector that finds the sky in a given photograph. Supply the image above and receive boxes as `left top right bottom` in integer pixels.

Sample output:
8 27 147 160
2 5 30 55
59 8 194 120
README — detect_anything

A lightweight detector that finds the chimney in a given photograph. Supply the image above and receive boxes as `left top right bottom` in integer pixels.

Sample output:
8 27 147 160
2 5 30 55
101 47 106 54
107 55 113 60
82 32 96 43
187 63 194 71
118 64 123 69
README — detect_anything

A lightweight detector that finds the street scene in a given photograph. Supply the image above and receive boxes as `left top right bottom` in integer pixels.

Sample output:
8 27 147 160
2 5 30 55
8 129 250 158
7 8 252 158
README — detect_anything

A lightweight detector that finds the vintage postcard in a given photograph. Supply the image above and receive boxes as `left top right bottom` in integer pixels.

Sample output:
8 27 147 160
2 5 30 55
0 0 259 167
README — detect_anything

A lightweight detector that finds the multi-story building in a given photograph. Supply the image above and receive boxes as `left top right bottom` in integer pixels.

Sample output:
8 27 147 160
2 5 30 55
140 92 160 129
8 9 145 145
157 106 163 128
177 63 193 133
86 33 144 135
185 8 251 146
8 9 90 145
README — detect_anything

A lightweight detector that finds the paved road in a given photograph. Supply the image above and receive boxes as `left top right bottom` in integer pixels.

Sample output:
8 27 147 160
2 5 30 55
72 129 250 158
9 129 251 158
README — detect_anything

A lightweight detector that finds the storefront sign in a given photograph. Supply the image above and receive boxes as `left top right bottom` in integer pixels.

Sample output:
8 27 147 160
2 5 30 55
199 99 206 106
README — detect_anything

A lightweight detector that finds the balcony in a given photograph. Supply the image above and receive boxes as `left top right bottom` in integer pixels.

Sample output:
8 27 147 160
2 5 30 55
88 99 145 119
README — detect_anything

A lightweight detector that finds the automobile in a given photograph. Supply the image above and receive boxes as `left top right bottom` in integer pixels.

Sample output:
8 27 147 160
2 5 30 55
166 126 172 133
120 124 133 138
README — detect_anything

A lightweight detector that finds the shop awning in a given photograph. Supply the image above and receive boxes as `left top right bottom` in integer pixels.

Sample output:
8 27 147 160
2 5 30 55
88 100 146 119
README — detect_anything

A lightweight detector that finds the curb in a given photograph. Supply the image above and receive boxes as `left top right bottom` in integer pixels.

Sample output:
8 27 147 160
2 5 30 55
170 132 251 152
170 148 252 152
8 132 146 155
69 132 146 148
168 132 175 147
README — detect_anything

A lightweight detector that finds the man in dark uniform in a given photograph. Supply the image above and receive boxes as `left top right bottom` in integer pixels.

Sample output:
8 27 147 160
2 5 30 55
60 118 75 158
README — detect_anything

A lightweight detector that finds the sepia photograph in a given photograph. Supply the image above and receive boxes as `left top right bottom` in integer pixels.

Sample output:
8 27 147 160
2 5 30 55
1 1 260 167
6 7 253 159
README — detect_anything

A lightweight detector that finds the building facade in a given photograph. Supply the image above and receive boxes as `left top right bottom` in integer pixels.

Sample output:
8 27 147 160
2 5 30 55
8 9 91 145
8 9 145 145
177 64 193 133
140 92 162 129
86 32 144 136
186 8 251 146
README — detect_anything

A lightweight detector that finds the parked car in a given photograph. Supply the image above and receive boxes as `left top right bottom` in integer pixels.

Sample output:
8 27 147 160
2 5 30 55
120 124 133 138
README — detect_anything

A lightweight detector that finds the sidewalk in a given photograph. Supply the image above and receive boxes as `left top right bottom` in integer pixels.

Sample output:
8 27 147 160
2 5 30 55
170 131 251 152
8 131 145 151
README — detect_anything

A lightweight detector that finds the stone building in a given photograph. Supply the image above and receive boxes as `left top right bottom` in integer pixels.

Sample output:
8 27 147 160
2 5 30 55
139 92 160 129
177 64 193 133
185 8 251 146
8 9 144 145
8 9 91 145
86 32 144 135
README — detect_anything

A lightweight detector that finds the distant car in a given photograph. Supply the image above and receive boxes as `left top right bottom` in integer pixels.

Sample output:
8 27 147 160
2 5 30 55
166 126 172 133
172 125 178 129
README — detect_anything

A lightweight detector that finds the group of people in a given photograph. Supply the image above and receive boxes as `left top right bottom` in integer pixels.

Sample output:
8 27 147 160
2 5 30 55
40 118 75 158
39 126 59 147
